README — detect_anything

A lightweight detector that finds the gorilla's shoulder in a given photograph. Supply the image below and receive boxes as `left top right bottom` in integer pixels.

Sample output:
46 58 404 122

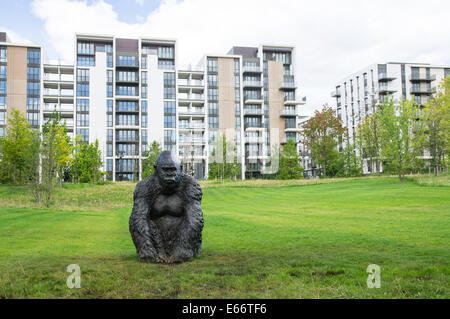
134 174 158 199
181 174 202 202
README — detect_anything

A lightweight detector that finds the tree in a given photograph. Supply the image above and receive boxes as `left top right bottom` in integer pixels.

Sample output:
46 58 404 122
208 134 241 180
357 113 381 174
142 141 162 178
377 97 418 182
41 112 61 206
302 105 345 178
422 76 450 175
72 138 103 183
26 130 42 203
0 109 33 184
55 124 72 187
278 139 303 179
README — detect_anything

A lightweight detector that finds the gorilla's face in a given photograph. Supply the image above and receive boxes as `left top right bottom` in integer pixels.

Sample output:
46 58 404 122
155 158 182 193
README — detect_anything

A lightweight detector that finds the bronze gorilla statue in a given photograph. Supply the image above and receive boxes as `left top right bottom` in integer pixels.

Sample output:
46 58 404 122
129 151 204 263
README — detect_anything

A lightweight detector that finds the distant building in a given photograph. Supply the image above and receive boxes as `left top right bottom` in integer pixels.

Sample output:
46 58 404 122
0 32 307 180
332 62 450 173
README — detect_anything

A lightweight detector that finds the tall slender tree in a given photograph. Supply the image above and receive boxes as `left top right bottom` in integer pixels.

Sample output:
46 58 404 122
302 105 345 178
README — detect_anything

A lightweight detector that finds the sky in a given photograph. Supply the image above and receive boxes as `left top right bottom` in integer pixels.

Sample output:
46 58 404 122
1 0 449 115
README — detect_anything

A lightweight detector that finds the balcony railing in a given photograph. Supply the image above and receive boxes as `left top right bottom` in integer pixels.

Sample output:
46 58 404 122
178 123 205 129
44 74 74 82
378 73 396 81
178 108 205 115
43 103 74 112
178 137 206 144
410 87 436 94
244 95 263 102
281 109 298 116
178 93 205 100
244 123 263 130
243 65 261 73
245 136 264 143
43 89 74 96
243 80 262 87
410 74 436 82
243 108 264 115
178 79 204 87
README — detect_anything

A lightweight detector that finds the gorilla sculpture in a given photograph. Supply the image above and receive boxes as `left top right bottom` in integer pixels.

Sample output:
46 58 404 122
129 151 204 263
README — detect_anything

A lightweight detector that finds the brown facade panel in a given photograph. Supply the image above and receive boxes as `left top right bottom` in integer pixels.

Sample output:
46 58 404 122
218 57 235 141
267 60 284 147
6 46 27 117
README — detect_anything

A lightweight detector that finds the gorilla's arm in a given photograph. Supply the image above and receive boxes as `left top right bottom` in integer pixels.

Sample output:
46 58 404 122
180 176 204 257
129 180 166 262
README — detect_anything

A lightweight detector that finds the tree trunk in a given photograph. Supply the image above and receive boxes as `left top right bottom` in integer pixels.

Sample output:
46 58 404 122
323 159 326 178
13 162 16 185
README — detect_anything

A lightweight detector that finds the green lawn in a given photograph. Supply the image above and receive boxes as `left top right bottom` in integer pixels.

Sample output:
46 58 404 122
0 177 448 298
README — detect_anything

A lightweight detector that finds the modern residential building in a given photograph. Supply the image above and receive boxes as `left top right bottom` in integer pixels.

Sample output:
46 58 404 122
332 62 450 173
0 31 306 181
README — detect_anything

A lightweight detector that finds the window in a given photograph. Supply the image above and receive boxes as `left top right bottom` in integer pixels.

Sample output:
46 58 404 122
107 55 113 68
141 71 147 84
234 59 240 73
0 65 6 79
0 96 6 109
208 88 218 100
27 112 39 126
27 82 40 96
117 101 138 112
0 111 5 125
141 55 147 69
0 80 6 95
158 60 174 70
77 69 89 82
107 129 113 142
27 67 40 80
27 48 40 65
164 87 175 99
164 72 175 87
207 58 218 72
117 85 137 96
0 127 5 137
107 84 113 97
141 114 147 128
76 99 89 112
117 71 137 82
107 100 113 112
164 101 176 114
76 128 89 142
117 114 138 126
208 116 218 129
77 42 94 55
77 83 89 97
118 55 137 67
235 117 241 129
106 159 113 172
77 56 95 67
141 86 147 98
0 46 7 63
105 44 113 53
107 114 113 127
207 74 218 86
141 129 148 143
164 115 175 128
107 144 113 157
158 46 174 59
141 100 147 113
164 130 176 144
208 102 218 115
106 70 113 83
76 113 89 127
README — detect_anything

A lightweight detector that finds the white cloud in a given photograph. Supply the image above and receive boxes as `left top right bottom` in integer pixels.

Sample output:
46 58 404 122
0 26 32 45
31 0 450 115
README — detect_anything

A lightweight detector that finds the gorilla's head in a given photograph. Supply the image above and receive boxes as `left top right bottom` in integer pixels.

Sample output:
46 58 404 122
154 151 183 193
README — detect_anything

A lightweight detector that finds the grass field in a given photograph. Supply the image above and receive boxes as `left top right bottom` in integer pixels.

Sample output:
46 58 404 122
0 176 449 298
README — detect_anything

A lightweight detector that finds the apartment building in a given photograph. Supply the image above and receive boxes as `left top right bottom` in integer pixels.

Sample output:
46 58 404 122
1 31 306 181
332 62 450 173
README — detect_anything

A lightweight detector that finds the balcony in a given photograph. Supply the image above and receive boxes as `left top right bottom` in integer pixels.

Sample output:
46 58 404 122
245 136 264 144
178 137 206 144
280 109 298 117
280 76 296 90
43 103 74 114
244 95 263 104
178 107 205 116
331 90 341 98
410 87 436 95
243 65 261 73
178 122 205 129
378 73 396 82
243 108 264 116
244 123 264 130
410 74 436 82
44 74 74 82
43 89 74 97
179 150 207 157
178 79 204 87
243 80 262 88
378 84 397 94
178 93 205 102
284 95 306 105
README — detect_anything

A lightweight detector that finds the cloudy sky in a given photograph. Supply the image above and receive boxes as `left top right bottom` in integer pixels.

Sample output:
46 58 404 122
1 0 449 115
